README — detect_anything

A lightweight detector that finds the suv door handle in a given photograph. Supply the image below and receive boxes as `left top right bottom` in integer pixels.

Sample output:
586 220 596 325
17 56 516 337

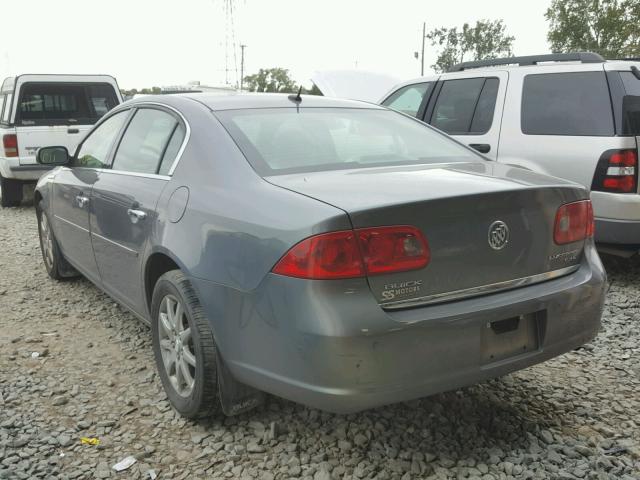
469 143 491 154
127 208 147 223
67 128 80 134
75 195 89 208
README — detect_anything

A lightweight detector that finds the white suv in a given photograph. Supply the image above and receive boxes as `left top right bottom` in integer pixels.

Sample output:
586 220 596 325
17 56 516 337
0 74 122 207
315 53 640 255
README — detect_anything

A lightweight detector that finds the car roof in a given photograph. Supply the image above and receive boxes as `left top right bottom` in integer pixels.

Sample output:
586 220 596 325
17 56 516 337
125 92 386 111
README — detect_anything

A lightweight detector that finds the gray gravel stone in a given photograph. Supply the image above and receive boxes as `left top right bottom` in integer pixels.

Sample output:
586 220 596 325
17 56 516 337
1 205 640 480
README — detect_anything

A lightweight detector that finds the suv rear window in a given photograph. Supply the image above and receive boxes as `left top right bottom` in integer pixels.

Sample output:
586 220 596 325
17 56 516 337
521 72 614 136
17 83 118 126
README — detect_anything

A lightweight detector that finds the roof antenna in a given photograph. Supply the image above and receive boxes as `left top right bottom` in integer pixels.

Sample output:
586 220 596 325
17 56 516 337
288 86 303 103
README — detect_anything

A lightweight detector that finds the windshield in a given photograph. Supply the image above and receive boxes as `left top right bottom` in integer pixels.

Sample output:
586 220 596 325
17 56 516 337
216 107 480 175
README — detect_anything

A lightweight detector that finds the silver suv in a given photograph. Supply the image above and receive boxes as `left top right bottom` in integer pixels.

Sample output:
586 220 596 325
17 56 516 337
378 53 640 255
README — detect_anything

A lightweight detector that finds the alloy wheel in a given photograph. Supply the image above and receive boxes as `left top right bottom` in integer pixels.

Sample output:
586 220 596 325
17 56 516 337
40 213 54 270
158 294 196 397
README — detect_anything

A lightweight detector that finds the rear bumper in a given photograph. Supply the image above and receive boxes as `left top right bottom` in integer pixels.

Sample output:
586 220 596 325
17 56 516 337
191 243 606 414
0 157 52 181
595 217 640 246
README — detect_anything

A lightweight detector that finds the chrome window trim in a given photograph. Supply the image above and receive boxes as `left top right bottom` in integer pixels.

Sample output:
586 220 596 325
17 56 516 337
59 165 170 181
381 265 580 310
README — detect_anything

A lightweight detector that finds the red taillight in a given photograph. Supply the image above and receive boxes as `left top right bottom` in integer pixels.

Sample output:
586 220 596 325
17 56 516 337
554 200 594 245
2 134 18 158
272 226 430 280
272 230 364 279
593 149 637 193
357 226 430 275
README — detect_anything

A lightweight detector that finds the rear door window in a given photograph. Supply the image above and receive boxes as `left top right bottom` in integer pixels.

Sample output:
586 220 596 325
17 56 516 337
158 123 186 175
521 72 614 136
430 77 499 134
382 82 433 117
17 83 118 126
111 108 180 175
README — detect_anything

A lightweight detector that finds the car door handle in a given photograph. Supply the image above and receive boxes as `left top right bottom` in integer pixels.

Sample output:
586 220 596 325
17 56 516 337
469 143 491 154
75 195 89 208
127 208 147 223
67 128 80 134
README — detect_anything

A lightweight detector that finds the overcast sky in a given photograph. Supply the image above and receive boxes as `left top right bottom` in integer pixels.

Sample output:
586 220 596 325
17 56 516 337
0 0 552 90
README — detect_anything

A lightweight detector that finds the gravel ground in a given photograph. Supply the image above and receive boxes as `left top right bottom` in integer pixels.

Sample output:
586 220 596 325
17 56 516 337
1 202 639 480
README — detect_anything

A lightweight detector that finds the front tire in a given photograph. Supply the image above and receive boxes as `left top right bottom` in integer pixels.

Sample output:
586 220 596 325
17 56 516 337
0 175 23 207
151 270 220 419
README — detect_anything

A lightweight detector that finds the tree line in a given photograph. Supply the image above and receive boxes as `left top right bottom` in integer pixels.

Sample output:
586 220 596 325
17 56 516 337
245 0 640 91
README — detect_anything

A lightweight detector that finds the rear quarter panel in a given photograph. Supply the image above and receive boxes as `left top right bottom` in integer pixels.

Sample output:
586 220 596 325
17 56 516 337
148 99 350 293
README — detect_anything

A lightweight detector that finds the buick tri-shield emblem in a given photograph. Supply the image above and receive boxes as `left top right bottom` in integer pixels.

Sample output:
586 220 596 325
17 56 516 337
488 220 509 250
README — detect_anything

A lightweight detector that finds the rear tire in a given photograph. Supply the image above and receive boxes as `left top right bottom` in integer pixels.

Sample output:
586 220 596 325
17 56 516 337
36 201 76 280
151 270 221 419
0 175 23 207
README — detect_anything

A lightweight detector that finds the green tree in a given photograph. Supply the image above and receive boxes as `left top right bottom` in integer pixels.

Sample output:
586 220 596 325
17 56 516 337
545 0 640 58
427 19 515 73
243 68 298 93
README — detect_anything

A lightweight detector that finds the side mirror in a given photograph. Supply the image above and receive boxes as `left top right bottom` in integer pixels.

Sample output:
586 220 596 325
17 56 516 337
36 146 69 166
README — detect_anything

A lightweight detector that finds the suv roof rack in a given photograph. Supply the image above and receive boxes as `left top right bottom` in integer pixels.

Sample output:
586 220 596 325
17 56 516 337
448 52 605 72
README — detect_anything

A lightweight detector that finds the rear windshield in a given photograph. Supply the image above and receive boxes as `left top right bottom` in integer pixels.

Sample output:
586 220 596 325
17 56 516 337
216 108 480 175
17 82 118 126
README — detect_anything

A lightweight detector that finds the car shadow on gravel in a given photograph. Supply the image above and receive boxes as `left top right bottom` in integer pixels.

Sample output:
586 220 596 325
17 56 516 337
192 375 561 465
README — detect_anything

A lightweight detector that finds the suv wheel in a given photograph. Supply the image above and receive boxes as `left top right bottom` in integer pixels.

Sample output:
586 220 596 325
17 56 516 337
0 175 23 207
151 270 221 418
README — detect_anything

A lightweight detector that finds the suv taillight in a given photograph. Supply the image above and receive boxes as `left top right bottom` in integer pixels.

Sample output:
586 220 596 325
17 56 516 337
554 200 594 245
272 226 430 280
592 149 638 193
2 134 18 158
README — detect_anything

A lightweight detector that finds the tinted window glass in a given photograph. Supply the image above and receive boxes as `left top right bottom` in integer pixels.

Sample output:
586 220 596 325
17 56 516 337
522 72 614 136
112 108 178 174
158 123 186 175
0 95 5 122
470 78 499 134
73 110 129 168
382 83 433 117
621 71 640 95
87 85 119 117
217 108 479 175
18 83 118 126
430 78 488 134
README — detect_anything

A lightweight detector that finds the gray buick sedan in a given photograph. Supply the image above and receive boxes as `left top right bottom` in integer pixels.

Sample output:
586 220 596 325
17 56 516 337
34 93 606 418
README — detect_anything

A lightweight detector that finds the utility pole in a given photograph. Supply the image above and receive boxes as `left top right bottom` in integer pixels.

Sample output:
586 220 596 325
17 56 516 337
421 22 426 76
240 44 246 91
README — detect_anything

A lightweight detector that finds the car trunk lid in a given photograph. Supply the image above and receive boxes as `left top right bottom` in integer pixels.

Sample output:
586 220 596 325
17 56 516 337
266 162 587 307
